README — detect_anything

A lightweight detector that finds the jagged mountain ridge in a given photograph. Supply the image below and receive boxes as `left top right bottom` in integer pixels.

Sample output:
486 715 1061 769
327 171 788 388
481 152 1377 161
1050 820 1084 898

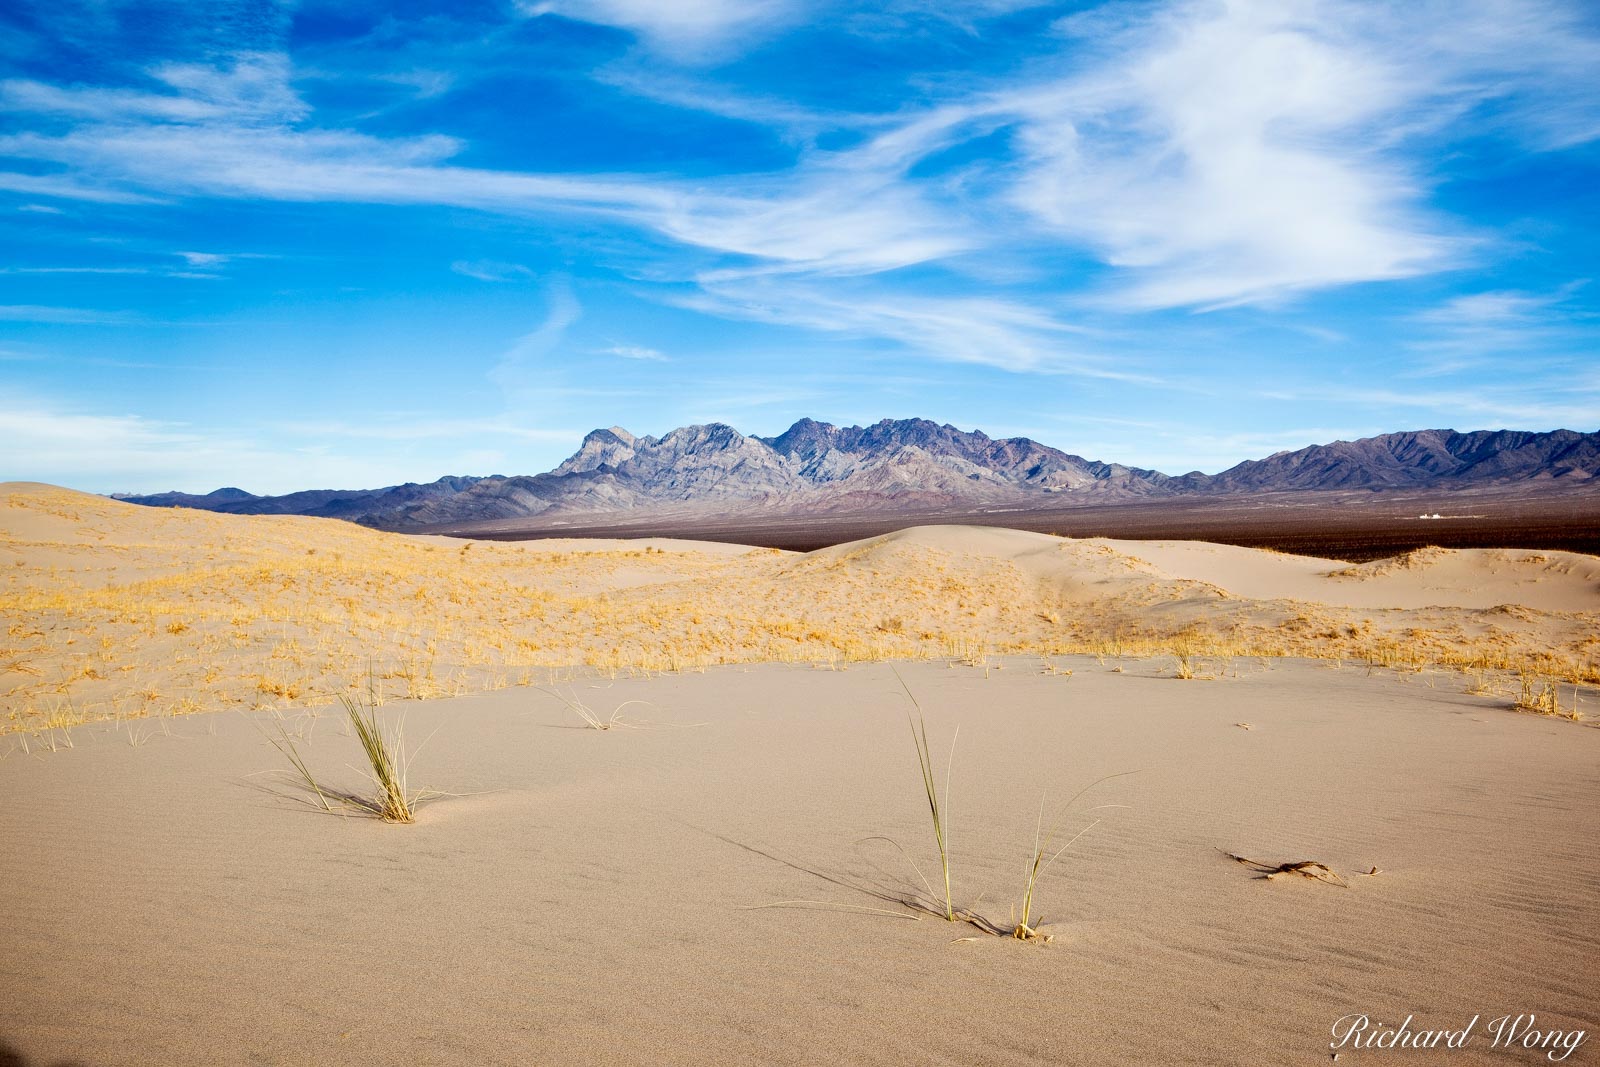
1197 429 1600 492
762 417 1171 491
117 420 1599 530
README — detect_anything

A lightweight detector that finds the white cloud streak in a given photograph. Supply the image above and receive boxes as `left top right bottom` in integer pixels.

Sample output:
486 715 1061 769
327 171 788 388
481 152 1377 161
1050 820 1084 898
490 281 584 395
451 260 535 282
1308 383 1600 428
0 305 138 324
602 344 669 361
1400 283 1593 374
521 0 803 59
0 52 305 125
0 405 376 495
0 2 1595 366
681 278 1146 378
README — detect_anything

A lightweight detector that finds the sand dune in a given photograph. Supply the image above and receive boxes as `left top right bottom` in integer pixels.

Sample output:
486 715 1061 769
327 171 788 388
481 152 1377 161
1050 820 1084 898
3 483 1596 735
1103 538 1600 612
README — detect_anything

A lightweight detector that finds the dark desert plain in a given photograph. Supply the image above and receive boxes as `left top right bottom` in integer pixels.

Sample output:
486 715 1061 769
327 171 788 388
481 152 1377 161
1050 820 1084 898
1 483 1598 1066
443 484 1600 560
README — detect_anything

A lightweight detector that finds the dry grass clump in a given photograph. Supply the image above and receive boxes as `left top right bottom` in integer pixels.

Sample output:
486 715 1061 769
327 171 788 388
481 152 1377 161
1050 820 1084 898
264 689 431 822
1514 672 1581 720
1173 647 1197 680
1013 774 1134 940
890 667 1133 942
345 693 420 822
1516 672 1560 716
538 686 649 730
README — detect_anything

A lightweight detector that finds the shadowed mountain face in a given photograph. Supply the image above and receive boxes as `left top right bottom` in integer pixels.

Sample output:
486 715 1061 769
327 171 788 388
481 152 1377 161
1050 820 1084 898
116 420 1599 530
1195 429 1600 491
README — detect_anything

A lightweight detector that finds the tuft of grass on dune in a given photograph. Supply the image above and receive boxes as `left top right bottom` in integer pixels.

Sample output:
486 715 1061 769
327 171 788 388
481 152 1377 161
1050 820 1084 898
898 667 957 923
537 686 650 730
261 687 432 823
344 692 419 823
1012 773 1136 941
816 666 1139 943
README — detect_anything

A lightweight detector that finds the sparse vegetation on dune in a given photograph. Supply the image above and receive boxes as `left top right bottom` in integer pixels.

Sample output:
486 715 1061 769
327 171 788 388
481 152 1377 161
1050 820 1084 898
899 669 957 922
2 484 1596 738
878 669 1136 941
1013 774 1135 940
1513 671 1583 720
264 687 431 822
345 692 421 822
538 686 652 730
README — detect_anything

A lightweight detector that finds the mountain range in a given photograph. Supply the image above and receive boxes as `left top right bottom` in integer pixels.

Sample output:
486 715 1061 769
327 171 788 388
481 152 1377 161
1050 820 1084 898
117 419 1600 531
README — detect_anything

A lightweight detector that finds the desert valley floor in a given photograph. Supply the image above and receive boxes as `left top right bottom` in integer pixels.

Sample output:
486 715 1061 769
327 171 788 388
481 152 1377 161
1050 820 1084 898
1 483 1596 1065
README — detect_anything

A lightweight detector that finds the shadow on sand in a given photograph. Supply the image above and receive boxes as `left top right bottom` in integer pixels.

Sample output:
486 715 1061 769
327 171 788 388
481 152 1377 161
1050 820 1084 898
0 1039 92 1067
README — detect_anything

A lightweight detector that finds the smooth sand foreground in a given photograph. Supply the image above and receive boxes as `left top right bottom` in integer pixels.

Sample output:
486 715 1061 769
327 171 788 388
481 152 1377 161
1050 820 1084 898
2 659 1596 1065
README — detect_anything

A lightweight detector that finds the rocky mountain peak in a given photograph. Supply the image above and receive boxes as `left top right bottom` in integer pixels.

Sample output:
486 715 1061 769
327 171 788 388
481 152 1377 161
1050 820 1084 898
766 417 840 459
554 426 645 475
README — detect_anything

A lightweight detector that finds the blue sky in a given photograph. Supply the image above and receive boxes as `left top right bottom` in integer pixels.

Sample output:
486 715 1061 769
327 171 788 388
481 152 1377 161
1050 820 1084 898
1 0 1597 494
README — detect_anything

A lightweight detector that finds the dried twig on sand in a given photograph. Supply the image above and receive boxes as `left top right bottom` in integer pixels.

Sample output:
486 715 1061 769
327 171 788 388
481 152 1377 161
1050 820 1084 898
1222 850 1349 887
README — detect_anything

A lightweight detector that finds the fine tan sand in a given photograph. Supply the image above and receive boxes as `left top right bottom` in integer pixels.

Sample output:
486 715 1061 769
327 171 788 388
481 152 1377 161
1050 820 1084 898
2 482 1597 1064
1 659 1597 1065
1109 537 1600 612
3 483 1596 735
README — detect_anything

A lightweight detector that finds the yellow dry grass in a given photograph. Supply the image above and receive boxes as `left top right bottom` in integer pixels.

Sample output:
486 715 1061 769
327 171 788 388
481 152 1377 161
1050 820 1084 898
2 484 1596 735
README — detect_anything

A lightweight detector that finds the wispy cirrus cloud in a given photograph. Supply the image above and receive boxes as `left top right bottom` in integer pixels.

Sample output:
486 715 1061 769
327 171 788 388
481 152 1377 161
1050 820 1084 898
0 405 214 483
1297 382 1600 429
1400 282 1593 375
0 53 968 280
176 251 229 267
528 0 1062 60
0 266 151 276
451 259 535 282
490 281 583 397
521 0 803 59
602 344 668 361
0 171 160 204
0 304 138 324
0 51 305 124
2 1 1596 373
1007 0 1600 311
680 277 1135 377
0 256 244 280
1415 285 1588 329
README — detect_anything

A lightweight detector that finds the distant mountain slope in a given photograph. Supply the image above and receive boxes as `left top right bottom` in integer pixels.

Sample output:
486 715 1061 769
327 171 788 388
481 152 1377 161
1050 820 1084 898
116 421 1598 530
1198 429 1600 492
111 486 257 507
120 476 487 521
